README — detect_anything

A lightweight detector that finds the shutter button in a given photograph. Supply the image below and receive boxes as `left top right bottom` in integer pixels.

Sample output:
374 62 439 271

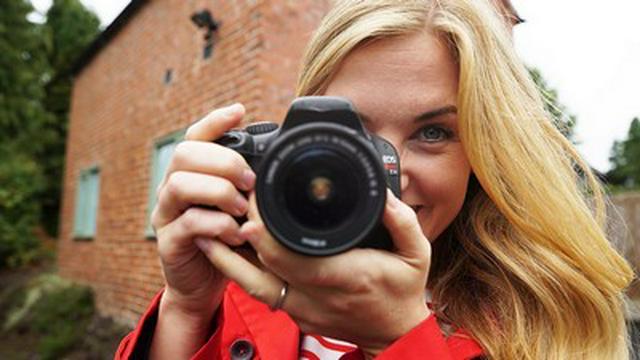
230 338 255 360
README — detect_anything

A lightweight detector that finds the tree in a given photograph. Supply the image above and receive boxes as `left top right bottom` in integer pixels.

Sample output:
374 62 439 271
38 0 100 236
0 0 51 267
529 68 577 142
0 0 99 267
608 117 640 188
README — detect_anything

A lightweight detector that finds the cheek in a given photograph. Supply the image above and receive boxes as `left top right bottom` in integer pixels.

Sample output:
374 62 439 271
414 155 470 240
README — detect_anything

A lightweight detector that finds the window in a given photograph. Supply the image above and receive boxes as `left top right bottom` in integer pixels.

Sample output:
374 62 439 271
147 130 185 237
73 167 101 239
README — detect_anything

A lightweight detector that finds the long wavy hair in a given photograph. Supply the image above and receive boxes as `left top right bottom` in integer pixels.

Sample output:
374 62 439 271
295 1 634 358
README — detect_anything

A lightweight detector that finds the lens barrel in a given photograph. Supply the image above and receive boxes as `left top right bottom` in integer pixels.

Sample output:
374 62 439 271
255 122 388 256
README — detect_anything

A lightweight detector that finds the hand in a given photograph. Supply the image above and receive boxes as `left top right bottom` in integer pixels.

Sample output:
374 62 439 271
151 103 256 317
195 189 433 356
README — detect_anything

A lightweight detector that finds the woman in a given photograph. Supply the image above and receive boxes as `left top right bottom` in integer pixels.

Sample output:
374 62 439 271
117 0 634 359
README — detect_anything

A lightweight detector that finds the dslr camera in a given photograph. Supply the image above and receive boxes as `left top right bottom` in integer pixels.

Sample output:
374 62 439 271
216 96 401 256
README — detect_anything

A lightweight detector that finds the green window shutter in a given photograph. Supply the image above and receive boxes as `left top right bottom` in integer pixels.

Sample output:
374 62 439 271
87 168 100 236
73 173 86 235
146 130 185 237
73 167 100 239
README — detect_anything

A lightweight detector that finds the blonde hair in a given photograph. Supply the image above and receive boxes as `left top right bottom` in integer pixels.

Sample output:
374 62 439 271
296 1 634 358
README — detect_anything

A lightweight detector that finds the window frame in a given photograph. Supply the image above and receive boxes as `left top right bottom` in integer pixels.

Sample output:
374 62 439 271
73 166 101 240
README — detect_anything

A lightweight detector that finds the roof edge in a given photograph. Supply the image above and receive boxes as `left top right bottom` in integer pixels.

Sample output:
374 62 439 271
71 0 149 76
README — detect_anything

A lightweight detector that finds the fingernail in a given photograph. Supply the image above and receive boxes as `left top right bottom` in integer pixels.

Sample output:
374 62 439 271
240 169 256 190
194 238 212 252
234 194 248 216
224 103 243 116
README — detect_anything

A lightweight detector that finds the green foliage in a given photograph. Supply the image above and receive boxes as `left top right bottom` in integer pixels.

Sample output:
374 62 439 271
608 117 640 189
529 67 577 142
46 0 101 72
0 0 50 268
1 274 95 360
32 285 94 359
0 146 45 268
0 1 50 146
0 0 99 268
39 0 100 236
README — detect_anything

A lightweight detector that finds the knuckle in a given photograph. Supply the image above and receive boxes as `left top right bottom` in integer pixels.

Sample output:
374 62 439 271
219 214 237 230
325 294 349 314
221 178 237 196
233 154 250 174
172 141 193 166
180 207 204 232
221 149 244 169
211 179 236 203
352 266 382 293
309 266 335 286
164 171 187 201
215 150 248 182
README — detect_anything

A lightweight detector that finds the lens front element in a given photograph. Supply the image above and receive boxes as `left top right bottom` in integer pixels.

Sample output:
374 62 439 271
283 148 359 231
256 122 387 256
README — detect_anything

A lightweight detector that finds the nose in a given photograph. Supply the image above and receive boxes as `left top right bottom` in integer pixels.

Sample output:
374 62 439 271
401 172 410 193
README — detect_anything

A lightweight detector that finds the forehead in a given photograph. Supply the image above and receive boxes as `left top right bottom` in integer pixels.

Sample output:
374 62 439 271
324 30 459 118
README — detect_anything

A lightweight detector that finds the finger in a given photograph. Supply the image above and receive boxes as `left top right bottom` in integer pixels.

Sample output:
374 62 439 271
240 219 372 288
185 103 245 141
154 171 247 227
383 189 430 262
194 238 285 308
245 191 260 222
160 141 256 194
157 207 243 259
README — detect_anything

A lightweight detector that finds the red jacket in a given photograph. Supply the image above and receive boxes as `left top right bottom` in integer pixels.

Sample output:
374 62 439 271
116 282 483 359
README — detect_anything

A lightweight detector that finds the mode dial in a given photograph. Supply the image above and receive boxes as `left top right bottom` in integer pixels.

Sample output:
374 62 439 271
246 122 278 135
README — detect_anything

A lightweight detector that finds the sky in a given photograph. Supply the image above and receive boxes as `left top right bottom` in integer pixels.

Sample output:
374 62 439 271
30 0 640 172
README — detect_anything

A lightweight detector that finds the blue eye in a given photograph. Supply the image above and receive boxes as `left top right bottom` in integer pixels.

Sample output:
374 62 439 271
417 126 452 143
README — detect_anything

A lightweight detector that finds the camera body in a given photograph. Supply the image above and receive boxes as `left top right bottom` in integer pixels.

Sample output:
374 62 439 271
217 96 401 256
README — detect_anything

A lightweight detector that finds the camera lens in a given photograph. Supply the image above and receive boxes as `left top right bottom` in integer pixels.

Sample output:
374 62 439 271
282 148 358 231
256 122 388 256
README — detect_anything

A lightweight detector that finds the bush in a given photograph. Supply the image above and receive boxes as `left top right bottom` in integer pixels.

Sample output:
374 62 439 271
0 146 46 269
2 274 95 359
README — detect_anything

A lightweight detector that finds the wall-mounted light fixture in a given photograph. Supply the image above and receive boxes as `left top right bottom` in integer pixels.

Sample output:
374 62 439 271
190 10 220 59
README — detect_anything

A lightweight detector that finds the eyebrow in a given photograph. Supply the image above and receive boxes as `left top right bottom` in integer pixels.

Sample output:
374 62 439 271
358 105 457 124
414 105 458 123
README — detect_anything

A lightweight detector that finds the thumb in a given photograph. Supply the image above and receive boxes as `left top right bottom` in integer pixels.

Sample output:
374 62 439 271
382 189 431 262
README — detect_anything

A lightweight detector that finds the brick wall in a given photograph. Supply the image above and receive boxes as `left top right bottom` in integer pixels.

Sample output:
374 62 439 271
58 0 329 327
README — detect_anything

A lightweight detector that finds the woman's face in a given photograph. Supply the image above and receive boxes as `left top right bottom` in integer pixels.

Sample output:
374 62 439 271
324 30 471 241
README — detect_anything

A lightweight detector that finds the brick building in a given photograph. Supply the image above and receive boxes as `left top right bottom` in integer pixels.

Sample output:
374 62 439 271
58 0 330 327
